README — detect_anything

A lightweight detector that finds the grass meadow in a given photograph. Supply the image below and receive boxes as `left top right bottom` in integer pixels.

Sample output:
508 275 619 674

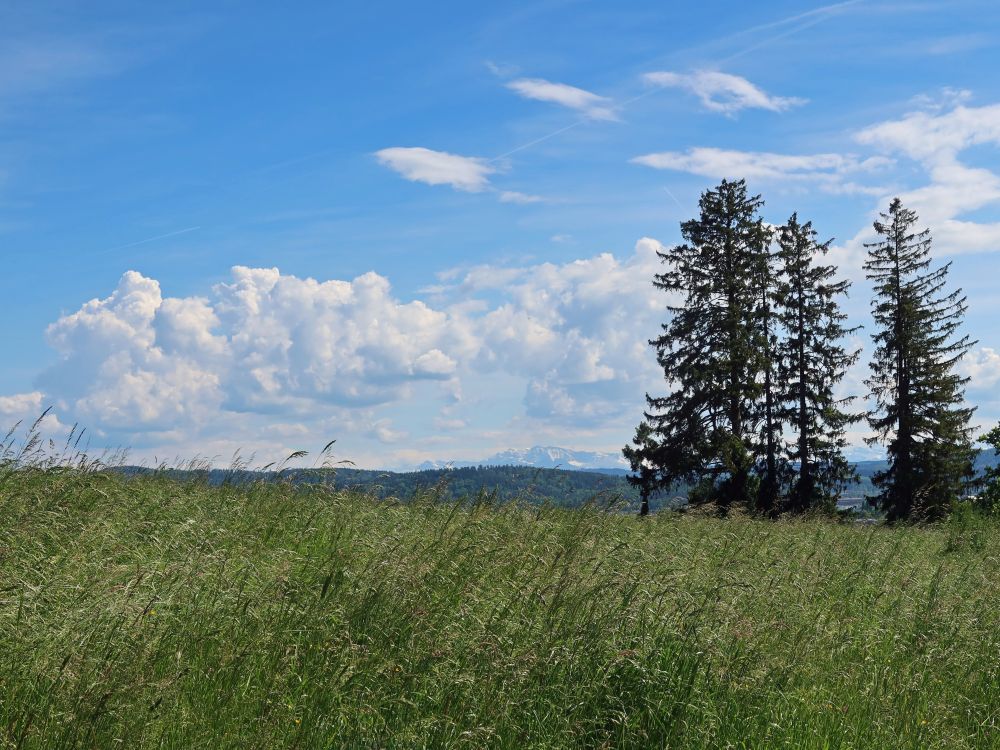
1 466 998 748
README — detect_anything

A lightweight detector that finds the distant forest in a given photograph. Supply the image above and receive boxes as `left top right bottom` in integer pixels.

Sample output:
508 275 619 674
117 454 999 516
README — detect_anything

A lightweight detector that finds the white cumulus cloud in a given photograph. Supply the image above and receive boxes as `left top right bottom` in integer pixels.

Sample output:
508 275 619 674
849 100 1000 256
5 240 680 459
374 147 495 192
453 238 671 424
963 347 1000 392
0 391 47 421
34 266 479 440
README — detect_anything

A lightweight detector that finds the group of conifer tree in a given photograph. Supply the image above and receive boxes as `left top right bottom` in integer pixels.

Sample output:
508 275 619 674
626 178 977 522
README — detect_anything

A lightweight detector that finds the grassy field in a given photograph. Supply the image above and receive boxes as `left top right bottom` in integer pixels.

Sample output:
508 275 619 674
1 469 998 748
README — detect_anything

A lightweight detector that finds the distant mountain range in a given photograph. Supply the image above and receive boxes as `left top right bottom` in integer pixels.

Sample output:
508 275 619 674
417 445 630 473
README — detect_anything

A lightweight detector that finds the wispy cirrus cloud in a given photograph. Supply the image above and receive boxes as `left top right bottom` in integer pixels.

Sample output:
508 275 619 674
498 190 545 204
375 148 548 203
925 33 994 56
0 36 113 102
374 147 496 192
644 70 805 114
908 87 972 114
484 60 519 78
631 146 889 193
505 78 617 121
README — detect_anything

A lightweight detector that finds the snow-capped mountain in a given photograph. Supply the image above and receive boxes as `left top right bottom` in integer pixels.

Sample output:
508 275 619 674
417 446 629 472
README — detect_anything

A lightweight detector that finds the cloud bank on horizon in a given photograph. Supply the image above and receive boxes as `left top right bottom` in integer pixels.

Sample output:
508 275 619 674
2 241 670 467
3 1 1000 468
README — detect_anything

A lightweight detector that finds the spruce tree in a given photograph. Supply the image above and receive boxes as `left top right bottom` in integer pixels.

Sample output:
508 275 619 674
625 179 772 513
776 214 862 513
754 234 783 516
864 198 976 521
976 424 1000 514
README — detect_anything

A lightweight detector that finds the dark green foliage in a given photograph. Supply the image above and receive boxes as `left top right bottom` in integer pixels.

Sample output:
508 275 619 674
625 179 772 513
325 464 646 508
775 214 862 513
628 184 981 522
976 424 1000 513
118 464 695 512
754 232 784 515
864 199 977 521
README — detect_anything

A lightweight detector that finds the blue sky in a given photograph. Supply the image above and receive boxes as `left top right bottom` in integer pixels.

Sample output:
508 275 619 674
3 0 1000 468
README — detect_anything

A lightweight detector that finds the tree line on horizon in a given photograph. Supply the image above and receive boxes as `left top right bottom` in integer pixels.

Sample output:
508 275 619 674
625 178 992 522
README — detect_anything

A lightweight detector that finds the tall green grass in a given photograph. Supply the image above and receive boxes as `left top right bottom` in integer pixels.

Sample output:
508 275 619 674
1 467 998 748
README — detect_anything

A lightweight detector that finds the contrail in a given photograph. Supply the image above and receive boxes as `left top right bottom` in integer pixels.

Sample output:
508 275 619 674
635 0 866 71
725 0 865 38
717 9 854 66
98 226 201 255
662 186 684 211
490 120 589 161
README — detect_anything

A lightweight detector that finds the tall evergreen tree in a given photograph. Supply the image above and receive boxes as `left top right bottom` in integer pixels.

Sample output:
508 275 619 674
975 424 1000 514
754 234 783 516
775 214 861 513
864 198 976 521
625 179 772 513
